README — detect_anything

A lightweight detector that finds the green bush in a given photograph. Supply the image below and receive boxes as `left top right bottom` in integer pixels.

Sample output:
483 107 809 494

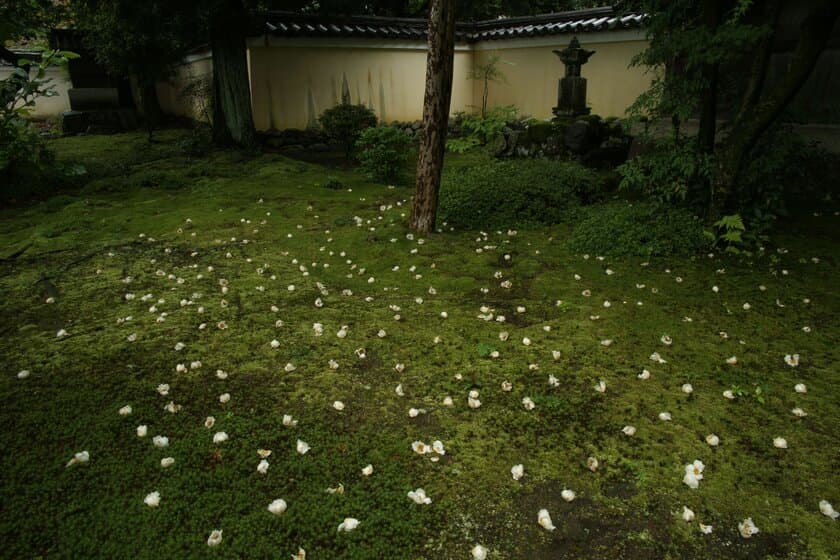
617 136 713 205
447 105 517 152
125 169 188 190
568 201 709 257
318 103 377 157
439 159 602 229
355 126 413 183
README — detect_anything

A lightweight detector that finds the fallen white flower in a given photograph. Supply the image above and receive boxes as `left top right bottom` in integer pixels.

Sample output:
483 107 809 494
773 437 788 449
268 498 287 516
658 412 672 421
587 457 599 472
511 464 524 480
561 489 576 502
257 459 269 474
337 518 360 532
213 432 228 444
333 401 345 411
795 383 807 393
119 405 132 416
207 529 223 547
407 488 432 505
819 500 839 520
153 436 169 448
784 354 800 367
682 506 695 522
706 434 720 447
137 425 148 437
537 509 555 531
738 518 759 538
683 460 704 489
522 397 536 410
361 464 374 476
296 439 310 454
622 425 636 436
66 451 89 468
144 491 161 507
160 457 175 468
471 544 488 560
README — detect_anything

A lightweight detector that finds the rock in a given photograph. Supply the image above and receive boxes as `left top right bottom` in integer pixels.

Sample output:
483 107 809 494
491 133 508 157
564 120 599 154
411 121 423 131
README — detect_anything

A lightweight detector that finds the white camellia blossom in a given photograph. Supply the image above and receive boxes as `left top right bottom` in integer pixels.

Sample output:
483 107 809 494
337 518 360 532
333 401 345 411
17 369 30 379
738 518 759 538
511 464 524 480
160 457 175 468
795 383 807 393
412 441 429 454
219 393 231 404
137 425 148 437
207 529 223 547
561 489 576 502
471 544 488 560
119 405 132 416
699 523 713 534
650 352 667 364
296 439 310 454
784 354 800 367
638 369 651 380
153 436 169 448
407 488 432 505
361 464 374 476
204 416 216 429
622 426 636 436
683 460 705 489
658 412 672 421
522 397 536 410
682 506 695 522
213 432 228 444
595 380 606 393
723 390 735 400
819 500 839 519
432 440 446 455
587 457 599 472
282 414 297 427
144 491 161 507
682 383 694 395
268 499 287 516
66 451 90 467
537 509 556 531
257 459 269 474
773 437 788 449
706 434 720 447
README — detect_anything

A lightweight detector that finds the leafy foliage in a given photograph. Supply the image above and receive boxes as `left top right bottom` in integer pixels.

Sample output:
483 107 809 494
355 126 413 183
467 55 512 117
617 137 714 205
439 159 601 229
447 105 517 152
568 201 709 257
1 49 81 195
318 103 377 158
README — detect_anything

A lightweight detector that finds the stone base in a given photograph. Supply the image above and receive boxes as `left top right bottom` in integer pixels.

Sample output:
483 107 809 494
552 107 591 118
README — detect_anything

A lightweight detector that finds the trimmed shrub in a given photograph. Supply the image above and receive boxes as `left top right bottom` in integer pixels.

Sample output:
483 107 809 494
438 159 602 229
567 201 709 257
355 126 413 183
318 103 377 157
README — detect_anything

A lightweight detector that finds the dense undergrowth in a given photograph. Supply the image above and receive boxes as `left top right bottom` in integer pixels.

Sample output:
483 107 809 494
0 130 838 559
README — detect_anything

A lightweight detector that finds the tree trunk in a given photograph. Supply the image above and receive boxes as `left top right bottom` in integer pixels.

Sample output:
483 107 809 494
697 0 722 154
738 0 782 116
210 0 257 149
138 78 162 142
717 0 839 208
409 0 456 235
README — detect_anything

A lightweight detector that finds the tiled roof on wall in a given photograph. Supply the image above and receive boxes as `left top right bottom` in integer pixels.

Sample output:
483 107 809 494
264 7 646 43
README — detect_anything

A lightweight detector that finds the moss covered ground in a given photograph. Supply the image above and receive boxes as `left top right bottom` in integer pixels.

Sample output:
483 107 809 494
1 130 838 559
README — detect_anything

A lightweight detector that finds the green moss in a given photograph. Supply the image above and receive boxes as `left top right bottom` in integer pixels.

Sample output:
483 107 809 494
0 131 838 559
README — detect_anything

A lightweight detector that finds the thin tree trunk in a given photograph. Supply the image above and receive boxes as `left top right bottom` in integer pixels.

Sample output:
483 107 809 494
717 0 839 208
738 0 782 117
697 0 722 154
410 0 456 235
139 78 162 142
210 0 257 149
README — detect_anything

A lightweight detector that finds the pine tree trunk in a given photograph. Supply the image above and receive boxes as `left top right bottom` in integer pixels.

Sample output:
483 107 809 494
210 0 257 149
409 0 456 235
